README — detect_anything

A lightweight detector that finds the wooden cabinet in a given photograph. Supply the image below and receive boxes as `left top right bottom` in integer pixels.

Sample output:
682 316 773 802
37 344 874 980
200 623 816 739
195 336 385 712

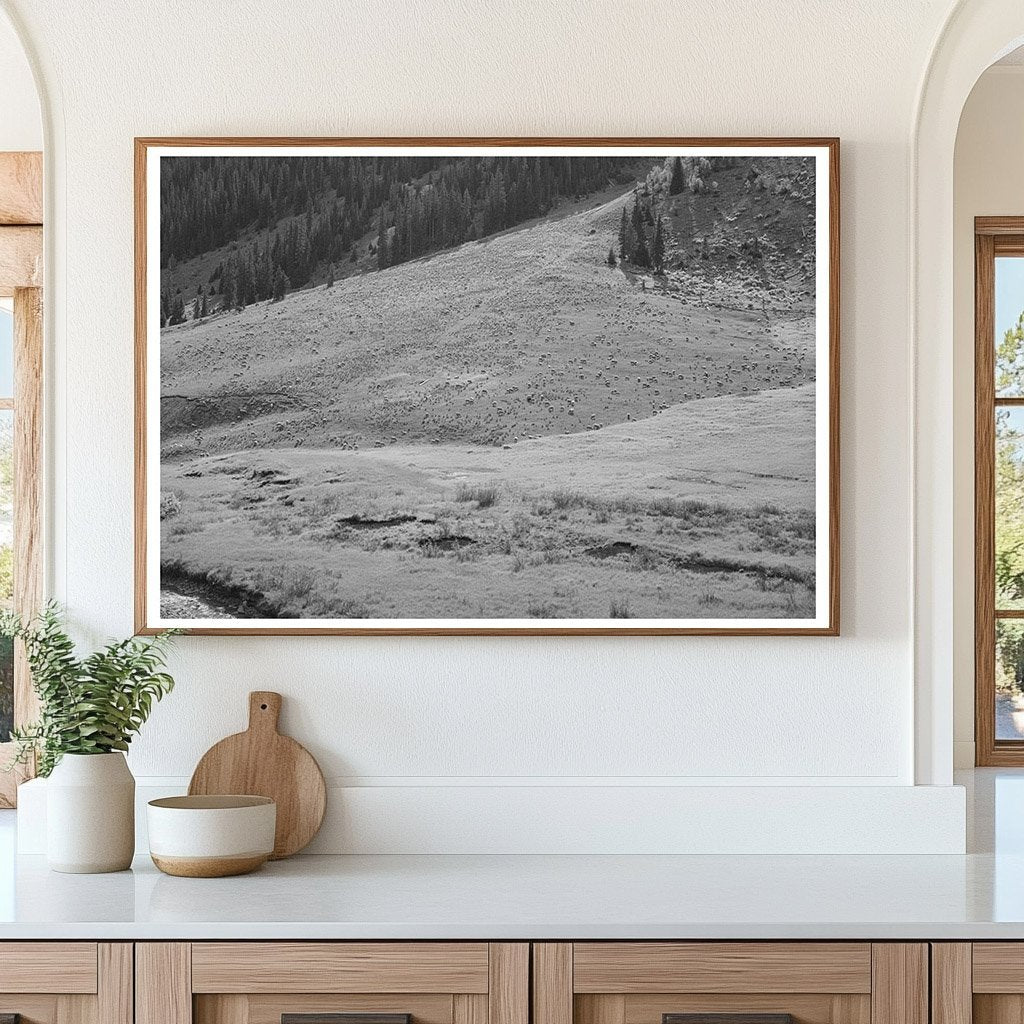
136 944 528 1024
0 937 967 1024
532 944 928 1024
0 943 132 1024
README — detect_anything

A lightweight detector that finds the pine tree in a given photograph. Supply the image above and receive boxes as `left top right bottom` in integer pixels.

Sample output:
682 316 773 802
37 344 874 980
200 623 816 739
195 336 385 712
619 206 638 264
633 229 650 268
669 156 685 196
325 262 334 288
192 293 201 321
631 195 645 237
272 267 289 302
168 293 186 326
256 244 273 300
606 247 617 267
377 210 389 270
297 225 313 286
630 197 650 267
652 217 665 274
220 259 236 312
234 253 253 309
199 291 208 318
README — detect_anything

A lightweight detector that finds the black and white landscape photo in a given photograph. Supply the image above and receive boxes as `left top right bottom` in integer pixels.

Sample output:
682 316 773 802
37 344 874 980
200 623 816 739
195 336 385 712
140 142 836 633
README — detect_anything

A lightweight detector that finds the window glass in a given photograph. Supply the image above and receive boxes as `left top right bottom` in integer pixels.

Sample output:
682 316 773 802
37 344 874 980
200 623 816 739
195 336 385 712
994 255 1024 743
997 620 1024 740
996 407 1024 610
996 257 1024 396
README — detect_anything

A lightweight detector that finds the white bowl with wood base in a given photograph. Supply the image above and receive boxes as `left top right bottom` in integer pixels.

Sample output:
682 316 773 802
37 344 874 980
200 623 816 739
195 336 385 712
147 795 276 877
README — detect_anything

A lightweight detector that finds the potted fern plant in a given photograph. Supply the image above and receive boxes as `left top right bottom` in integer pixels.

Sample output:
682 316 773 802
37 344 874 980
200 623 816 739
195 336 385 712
2 603 178 873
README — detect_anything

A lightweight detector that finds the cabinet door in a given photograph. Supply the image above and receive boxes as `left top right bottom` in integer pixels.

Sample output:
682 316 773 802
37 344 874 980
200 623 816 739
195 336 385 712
0 943 131 1024
533 944 927 1024
137 943 528 1024
942 943 1024 1024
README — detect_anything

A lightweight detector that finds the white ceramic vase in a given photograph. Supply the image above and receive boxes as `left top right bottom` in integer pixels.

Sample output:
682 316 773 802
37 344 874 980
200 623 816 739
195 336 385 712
46 752 135 873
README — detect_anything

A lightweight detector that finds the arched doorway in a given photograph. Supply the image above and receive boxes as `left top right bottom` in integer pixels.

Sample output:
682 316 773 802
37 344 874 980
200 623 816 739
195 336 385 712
914 1 1024 785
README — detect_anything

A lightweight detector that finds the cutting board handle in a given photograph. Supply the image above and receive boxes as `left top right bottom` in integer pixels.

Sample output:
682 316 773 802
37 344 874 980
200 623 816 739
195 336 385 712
248 691 282 734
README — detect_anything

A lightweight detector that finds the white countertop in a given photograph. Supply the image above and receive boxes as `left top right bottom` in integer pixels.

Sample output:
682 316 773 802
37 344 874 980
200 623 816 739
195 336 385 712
0 769 1021 941
0 848 1021 940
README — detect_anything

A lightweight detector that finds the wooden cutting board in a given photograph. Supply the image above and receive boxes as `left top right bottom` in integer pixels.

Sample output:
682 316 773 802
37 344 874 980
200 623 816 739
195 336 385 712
188 691 326 859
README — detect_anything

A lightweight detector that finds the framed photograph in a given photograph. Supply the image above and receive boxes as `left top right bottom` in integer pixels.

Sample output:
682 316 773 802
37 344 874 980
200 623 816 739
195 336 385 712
135 137 839 636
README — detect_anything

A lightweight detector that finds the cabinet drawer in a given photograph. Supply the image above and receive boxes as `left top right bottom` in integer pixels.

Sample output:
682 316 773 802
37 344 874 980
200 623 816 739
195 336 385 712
973 944 1024 992
0 943 130 1024
191 943 491 994
0 942 98 994
572 944 872 994
139 943 529 1024
534 944 926 1024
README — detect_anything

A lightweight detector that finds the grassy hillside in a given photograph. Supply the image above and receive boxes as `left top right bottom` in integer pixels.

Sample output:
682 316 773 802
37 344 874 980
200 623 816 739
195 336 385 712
162 386 815 621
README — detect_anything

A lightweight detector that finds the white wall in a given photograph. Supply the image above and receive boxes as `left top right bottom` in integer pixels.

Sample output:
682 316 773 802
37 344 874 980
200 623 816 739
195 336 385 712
952 66 1024 767
0 10 39 152
2 0 972 851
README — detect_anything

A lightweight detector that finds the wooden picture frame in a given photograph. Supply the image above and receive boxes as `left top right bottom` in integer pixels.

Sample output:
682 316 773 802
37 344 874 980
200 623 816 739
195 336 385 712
135 137 840 636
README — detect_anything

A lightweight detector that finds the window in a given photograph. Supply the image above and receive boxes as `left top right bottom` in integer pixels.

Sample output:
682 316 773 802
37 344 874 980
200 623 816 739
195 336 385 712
0 150 43 806
974 219 1024 764
0 288 42 806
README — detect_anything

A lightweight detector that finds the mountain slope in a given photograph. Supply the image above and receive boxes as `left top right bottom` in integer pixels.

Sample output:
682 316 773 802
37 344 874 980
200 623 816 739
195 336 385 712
161 181 813 459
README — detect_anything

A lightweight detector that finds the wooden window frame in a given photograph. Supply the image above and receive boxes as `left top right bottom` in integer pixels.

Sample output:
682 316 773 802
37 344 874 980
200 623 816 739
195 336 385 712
975 217 1024 764
0 151 43 806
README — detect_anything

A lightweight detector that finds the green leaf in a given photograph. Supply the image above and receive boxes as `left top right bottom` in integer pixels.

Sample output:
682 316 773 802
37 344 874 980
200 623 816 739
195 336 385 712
2 603 179 776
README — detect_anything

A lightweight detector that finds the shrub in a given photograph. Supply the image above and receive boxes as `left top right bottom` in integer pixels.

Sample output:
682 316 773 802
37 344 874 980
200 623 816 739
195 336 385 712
551 487 583 510
279 569 316 605
455 481 501 508
160 492 182 519
629 547 657 571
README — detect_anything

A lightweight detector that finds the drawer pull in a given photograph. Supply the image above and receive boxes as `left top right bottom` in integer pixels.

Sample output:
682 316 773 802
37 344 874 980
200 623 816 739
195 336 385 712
283 1016 411 1024
664 1016 794 1024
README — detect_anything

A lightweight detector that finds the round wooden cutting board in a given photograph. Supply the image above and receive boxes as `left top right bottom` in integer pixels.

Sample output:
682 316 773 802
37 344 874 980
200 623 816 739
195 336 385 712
188 691 327 859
